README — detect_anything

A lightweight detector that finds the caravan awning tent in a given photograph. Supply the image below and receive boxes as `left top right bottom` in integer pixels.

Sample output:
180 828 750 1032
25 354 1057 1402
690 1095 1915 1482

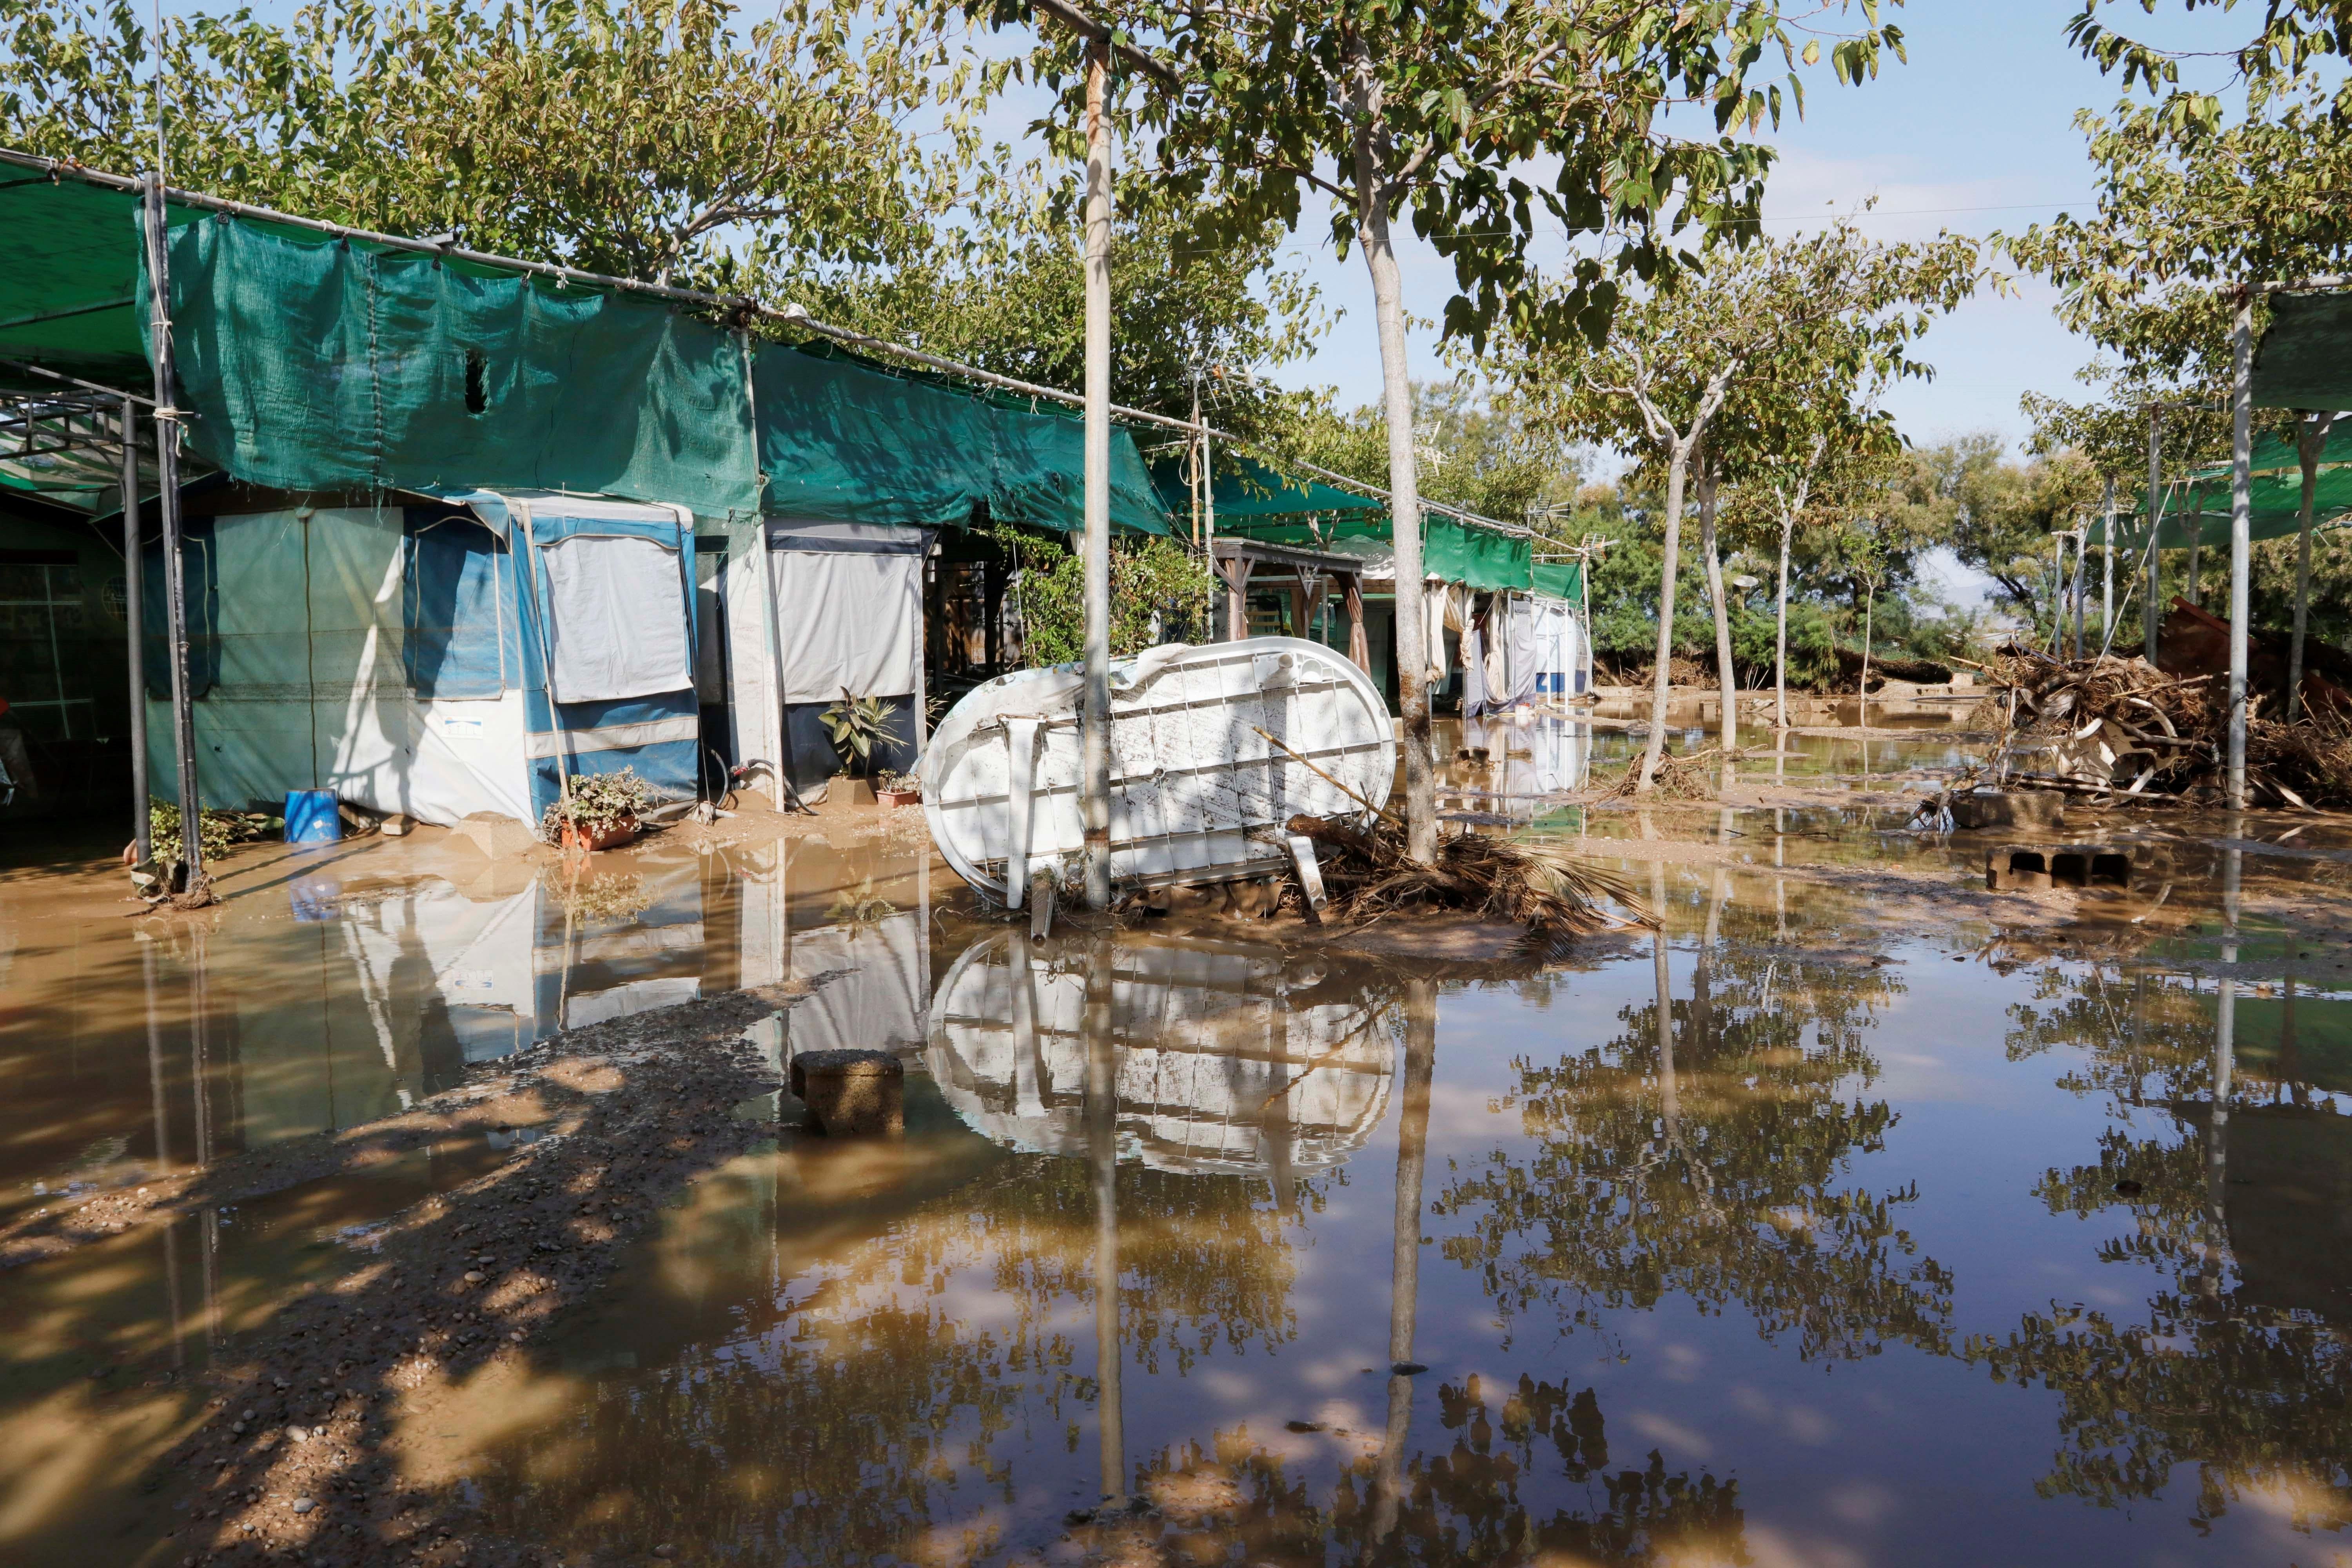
149 492 704 823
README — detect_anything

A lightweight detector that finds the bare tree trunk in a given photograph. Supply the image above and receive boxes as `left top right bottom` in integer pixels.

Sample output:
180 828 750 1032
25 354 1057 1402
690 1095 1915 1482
1078 42 1114 910
1637 445 1690 793
1858 577 1875 733
1698 454 1736 762
1355 119 1436 862
2290 412 2334 722
1775 501 1793 739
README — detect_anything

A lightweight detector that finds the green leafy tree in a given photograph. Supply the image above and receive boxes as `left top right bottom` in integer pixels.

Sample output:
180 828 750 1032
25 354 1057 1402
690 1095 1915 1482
1514 222 1984 782
2007 64 2352 704
1 0 963 285
973 0 1911 860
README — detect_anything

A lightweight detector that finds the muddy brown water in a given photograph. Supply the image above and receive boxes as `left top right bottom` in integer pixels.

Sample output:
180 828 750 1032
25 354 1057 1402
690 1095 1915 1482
4 721 2352 1566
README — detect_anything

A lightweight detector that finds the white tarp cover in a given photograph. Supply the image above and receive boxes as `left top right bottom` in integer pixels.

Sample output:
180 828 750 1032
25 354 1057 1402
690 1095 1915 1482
766 521 926 703
152 507 535 822
1504 595 1541 706
1526 596 1579 697
538 533 693 703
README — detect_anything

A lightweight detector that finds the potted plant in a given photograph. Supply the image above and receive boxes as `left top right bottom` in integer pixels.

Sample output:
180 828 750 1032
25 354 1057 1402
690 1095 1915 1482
875 769 922 809
539 767 653 851
820 691 900 805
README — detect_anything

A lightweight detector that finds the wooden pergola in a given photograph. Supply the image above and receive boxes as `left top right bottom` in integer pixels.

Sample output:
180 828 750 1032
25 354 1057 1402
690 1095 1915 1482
1209 537 1370 668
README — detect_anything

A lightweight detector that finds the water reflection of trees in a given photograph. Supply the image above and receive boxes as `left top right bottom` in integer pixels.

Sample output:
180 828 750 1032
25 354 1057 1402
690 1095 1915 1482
1123 1376 1747 1566
1972 953 2352 1532
1439 876 1954 1362
464 1134 1309 1563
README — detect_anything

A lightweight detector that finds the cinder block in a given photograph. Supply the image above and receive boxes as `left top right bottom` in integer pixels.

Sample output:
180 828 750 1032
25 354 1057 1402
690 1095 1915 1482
790 1048 905 1135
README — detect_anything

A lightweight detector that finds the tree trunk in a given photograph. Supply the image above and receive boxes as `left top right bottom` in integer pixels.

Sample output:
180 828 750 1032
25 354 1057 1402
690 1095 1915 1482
1078 41 1114 910
2290 412 2334 721
1698 455 1736 760
1858 578 1875 733
1775 501 1793 739
1356 143 1436 862
1636 443 1690 793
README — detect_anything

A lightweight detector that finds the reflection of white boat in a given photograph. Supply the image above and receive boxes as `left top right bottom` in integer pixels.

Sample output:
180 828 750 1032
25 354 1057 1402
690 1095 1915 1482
921 638 1394 907
924 931 1393 1177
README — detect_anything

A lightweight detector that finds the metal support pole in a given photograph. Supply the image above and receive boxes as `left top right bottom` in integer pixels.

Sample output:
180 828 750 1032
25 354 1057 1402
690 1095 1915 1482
2145 410 2163 662
121 396 150 862
2072 527 2086 660
142 171 203 884
2228 289 2253 811
2102 479 2114 649
1078 38 1114 912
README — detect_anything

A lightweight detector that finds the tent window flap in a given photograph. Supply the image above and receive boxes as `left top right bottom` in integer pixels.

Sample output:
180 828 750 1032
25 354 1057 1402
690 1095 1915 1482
536 534 691 704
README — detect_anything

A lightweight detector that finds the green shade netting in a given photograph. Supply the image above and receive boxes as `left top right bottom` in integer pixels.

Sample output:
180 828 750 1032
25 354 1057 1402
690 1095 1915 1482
143 209 760 518
1149 452 1385 526
2191 424 2352 476
1530 561 1583 600
0 174 178 385
2105 463 2352 549
1425 515 1531 591
2253 291 2352 410
757 344 1167 534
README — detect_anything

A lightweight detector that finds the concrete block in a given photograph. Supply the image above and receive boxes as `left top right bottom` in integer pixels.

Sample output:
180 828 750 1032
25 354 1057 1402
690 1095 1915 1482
790 1048 905 1135
1950 790 2068 831
1987 844 2134 893
448 812 541 860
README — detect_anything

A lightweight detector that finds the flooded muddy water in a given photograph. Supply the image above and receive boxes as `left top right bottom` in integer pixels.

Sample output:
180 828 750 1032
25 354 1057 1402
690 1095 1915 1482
5 730 2352 1566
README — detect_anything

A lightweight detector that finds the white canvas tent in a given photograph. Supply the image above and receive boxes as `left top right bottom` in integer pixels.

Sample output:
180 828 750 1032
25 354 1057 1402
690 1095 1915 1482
758 519 932 799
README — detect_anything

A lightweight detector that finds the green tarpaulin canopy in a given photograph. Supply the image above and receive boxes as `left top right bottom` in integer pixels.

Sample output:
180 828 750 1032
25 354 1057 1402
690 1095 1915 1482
1530 560 1583 600
1149 452 1385 525
1425 516 1532 591
148 208 761 519
761 345 1168 534
4 158 1176 532
0 173 174 385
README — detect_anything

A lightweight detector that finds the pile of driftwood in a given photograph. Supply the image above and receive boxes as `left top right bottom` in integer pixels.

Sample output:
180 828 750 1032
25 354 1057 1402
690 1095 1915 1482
1988 648 2352 809
1285 813 1657 956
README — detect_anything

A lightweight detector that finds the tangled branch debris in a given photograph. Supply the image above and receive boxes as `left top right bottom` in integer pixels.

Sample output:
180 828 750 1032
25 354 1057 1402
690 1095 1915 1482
1286 813 1657 956
1595 746 1722 801
1988 650 2352 810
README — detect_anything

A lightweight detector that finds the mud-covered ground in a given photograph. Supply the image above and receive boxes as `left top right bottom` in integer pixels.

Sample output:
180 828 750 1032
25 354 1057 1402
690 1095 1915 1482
5 976 823 1568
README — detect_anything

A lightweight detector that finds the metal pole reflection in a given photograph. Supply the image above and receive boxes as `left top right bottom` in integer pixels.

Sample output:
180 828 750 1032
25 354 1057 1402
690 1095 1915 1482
140 932 185 1369
1084 936 1124 1510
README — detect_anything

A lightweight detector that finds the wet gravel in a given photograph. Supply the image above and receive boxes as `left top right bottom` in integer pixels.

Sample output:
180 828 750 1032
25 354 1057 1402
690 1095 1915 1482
53 975 817 1567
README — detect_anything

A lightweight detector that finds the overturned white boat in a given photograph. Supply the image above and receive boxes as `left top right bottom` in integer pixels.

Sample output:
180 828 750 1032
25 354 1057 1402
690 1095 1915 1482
920 638 1395 906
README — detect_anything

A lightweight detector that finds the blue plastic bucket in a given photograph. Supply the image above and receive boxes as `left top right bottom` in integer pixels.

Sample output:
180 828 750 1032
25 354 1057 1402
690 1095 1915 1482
285 789 342 844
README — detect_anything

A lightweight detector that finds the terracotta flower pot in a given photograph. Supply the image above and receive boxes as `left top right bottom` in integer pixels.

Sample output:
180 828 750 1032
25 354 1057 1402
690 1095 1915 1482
559 815 638 852
877 786 922 809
